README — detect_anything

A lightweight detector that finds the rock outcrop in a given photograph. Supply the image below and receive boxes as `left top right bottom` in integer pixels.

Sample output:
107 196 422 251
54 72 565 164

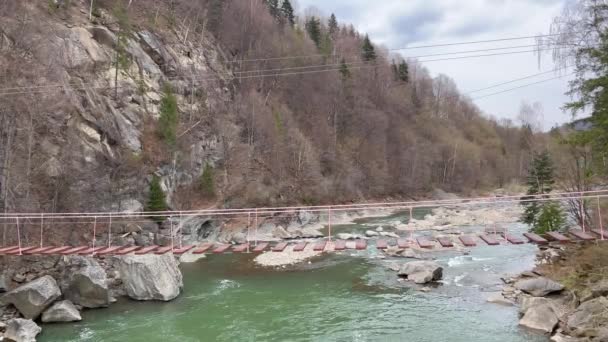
41 300 82 323
565 297 608 337
61 257 110 308
519 302 559 334
397 261 443 284
1 276 61 319
4 319 41 342
116 254 183 301
514 277 564 297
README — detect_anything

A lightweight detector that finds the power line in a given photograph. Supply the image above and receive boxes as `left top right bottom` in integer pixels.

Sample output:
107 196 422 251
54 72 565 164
464 67 571 94
472 73 575 100
0 45 575 97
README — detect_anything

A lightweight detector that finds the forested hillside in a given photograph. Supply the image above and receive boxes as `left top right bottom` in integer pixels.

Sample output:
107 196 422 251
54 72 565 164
0 0 533 214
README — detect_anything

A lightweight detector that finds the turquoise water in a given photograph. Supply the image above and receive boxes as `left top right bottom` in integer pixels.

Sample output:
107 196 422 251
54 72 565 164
39 214 548 342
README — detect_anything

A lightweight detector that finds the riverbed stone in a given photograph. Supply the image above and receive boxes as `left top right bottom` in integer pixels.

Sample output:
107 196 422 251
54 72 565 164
116 254 183 301
519 302 559 334
365 230 379 237
1 275 61 319
272 226 292 239
179 252 206 263
486 292 514 306
514 277 564 297
4 318 41 342
41 300 82 323
397 261 443 284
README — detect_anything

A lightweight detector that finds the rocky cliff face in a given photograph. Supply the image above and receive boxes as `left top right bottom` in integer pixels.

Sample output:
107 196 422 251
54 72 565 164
0 1 230 217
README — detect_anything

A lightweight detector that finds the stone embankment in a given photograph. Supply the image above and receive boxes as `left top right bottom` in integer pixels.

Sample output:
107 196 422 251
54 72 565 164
0 254 183 341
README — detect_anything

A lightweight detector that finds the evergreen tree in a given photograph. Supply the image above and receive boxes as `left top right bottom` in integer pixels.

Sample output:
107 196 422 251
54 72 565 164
305 16 322 48
339 58 350 80
281 0 295 26
361 34 376 62
113 3 132 99
521 150 564 233
200 163 215 198
158 84 179 146
398 61 409 82
146 175 168 224
266 0 279 19
328 13 338 37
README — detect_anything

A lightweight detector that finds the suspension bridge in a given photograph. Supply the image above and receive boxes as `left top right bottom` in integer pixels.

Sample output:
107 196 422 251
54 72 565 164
0 190 606 257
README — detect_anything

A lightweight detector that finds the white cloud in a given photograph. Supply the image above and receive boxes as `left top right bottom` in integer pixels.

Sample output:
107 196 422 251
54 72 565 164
297 0 574 127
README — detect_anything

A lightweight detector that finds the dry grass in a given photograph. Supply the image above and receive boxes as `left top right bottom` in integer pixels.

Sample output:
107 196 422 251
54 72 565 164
538 243 608 295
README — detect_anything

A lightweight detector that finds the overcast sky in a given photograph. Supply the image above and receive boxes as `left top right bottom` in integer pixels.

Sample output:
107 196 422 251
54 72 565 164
297 0 575 129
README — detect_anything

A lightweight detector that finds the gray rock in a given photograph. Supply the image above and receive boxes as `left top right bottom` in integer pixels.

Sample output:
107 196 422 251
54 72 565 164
514 277 564 297
293 227 324 238
519 303 559 334
179 252 206 263
365 230 380 237
380 232 399 238
231 232 248 244
272 226 292 239
519 292 578 320
4 319 41 342
376 226 384 232
337 233 356 240
62 257 110 308
116 254 183 301
566 296 608 336
0 272 7 292
1 276 61 319
486 292 514 306
41 300 82 323
397 261 443 284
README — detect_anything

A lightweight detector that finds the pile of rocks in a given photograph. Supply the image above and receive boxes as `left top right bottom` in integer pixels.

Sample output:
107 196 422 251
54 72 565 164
0 254 183 341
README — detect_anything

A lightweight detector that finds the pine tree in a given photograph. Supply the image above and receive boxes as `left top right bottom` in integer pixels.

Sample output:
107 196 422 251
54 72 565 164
158 83 179 146
200 163 215 198
339 58 350 80
328 13 338 37
266 0 279 19
146 175 168 224
281 0 295 26
398 61 409 82
305 16 322 48
361 34 376 62
521 150 564 233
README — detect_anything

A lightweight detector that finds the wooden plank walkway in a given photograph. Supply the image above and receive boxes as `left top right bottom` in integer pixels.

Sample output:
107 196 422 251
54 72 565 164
96 246 126 255
504 234 525 245
376 239 388 249
591 229 607 239
459 236 477 247
479 235 500 246
546 231 570 243
135 245 160 255
397 239 409 248
212 245 232 254
334 240 346 251
172 245 195 255
417 237 434 249
293 242 307 252
355 240 367 250
0 246 19 255
231 244 249 253
41 246 71 255
272 242 289 252
569 229 595 241
252 242 269 253
523 233 548 245
437 237 454 248
60 246 89 255
313 240 327 251
192 243 213 254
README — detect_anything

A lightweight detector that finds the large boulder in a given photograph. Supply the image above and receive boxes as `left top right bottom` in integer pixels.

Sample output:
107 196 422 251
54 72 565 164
61 257 110 308
566 296 608 337
116 254 183 301
272 226 292 239
518 292 578 320
41 300 82 323
398 261 443 284
514 277 564 297
4 319 41 342
519 303 559 334
365 230 379 237
1 275 61 319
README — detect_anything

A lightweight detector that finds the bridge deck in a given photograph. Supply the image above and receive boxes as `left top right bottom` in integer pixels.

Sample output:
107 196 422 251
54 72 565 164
479 235 500 246
591 229 607 238
252 243 269 253
231 244 249 253
334 240 346 251
523 233 548 245
60 246 89 255
272 242 289 252
569 229 595 241
293 242 307 252
376 239 388 249
213 245 232 254
355 240 367 250
41 246 71 255
437 237 454 248
135 245 159 255
417 237 434 249
115 246 141 255
173 245 195 255
504 234 525 245
192 243 213 254
459 236 477 247
154 246 173 255
313 240 327 251
397 239 409 248
546 231 570 243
